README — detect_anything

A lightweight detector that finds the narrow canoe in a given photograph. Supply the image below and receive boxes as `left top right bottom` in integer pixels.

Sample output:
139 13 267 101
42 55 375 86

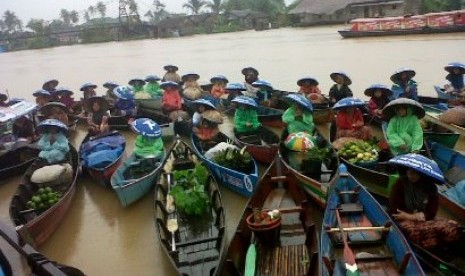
135 97 163 110
321 165 425 275
154 140 226 276
191 132 259 197
435 85 457 100
233 127 280 164
111 152 166 207
224 105 285 128
0 145 40 181
80 131 126 187
9 144 79 247
279 129 340 209
221 156 319 276
107 109 175 138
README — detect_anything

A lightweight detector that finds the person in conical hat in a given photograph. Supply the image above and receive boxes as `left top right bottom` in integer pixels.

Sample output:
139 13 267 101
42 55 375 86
328 71 353 106
390 68 418 100
42 78 59 101
241 66 260 100
210 75 229 99
333 97 372 141
182 72 203 100
193 109 223 141
161 64 181 84
252 80 276 107
0 93 8 107
388 153 463 251
37 119 70 164
103 81 119 107
443 62 465 94
364 84 392 118
383 98 424 155
113 86 136 117
85 96 110 136
231 96 261 134
144 75 163 97
131 118 164 160
297 76 321 97
282 93 314 135
192 98 216 127
56 87 75 113
33 89 52 108
41 102 69 126
80 82 97 100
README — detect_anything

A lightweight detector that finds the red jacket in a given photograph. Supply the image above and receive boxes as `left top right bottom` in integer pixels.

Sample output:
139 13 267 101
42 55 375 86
336 108 364 130
162 90 182 111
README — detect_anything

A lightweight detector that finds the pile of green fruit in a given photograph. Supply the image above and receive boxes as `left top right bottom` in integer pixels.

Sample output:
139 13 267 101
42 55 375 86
26 187 61 211
338 141 379 164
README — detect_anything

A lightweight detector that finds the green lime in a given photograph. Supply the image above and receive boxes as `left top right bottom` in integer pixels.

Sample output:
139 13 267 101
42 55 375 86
38 188 45 194
32 196 41 203
45 187 53 193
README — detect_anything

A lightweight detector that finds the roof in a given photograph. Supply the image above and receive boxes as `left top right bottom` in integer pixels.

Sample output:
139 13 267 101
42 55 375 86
289 0 403 15
227 9 268 19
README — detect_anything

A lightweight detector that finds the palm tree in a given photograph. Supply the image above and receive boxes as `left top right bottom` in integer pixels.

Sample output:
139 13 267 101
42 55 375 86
69 10 79 25
60 9 71 26
88 6 96 19
206 0 223 13
183 0 207 14
2 10 22 33
128 0 141 22
96 2 107 18
0 20 5 32
26 19 47 34
84 11 90 22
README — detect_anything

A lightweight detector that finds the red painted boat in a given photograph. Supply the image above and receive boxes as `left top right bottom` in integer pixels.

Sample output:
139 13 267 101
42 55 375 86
9 144 79 247
233 127 280 164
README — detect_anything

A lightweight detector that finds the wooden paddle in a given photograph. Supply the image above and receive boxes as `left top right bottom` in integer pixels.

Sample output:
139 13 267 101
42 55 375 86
335 208 359 275
166 173 178 251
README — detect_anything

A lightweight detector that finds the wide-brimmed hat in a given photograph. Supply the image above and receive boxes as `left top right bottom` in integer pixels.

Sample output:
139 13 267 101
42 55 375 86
41 102 67 117
210 75 228 84
33 89 52 98
192 98 216 110
202 110 223 124
252 80 273 90
42 79 59 89
182 72 200 82
80 82 97 91
0 93 7 101
232 96 258 108
131 118 162 138
382 98 425 120
364 84 393 98
113 86 134 100
56 87 73 96
128 78 146 86
37 119 68 133
333 97 365 110
241 67 259 76
330 71 352 85
225 83 246 91
390 68 416 83
388 153 444 183
285 93 313 112
163 64 178 71
297 76 319 87
103 81 119 89
444 62 465 74
160 81 179 90
85 96 109 112
145 75 161 82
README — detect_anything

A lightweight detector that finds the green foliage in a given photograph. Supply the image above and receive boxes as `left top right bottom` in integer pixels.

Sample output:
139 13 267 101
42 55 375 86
213 146 252 173
170 164 210 216
421 0 462 12
306 146 331 161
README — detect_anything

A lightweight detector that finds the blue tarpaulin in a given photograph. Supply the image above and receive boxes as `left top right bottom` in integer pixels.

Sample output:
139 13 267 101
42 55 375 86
81 134 125 169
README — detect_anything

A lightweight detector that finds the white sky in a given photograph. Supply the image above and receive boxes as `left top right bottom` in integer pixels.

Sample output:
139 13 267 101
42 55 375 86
0 0 295 24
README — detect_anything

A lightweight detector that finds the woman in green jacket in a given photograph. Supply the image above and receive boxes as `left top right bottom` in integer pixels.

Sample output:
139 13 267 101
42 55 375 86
282 93 314 135
383 98 424 156
144 75 163 98
232 96 261 135
131 118 164 160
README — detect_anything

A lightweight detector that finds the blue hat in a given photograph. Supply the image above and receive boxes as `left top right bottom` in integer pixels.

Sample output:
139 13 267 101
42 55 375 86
163 64 178 71
131 118 162 138
33 89 51 97
37 119 68 133
389 153 444 183
364 84 392 97
182 72 200 82
160 81 179 90
252 80 273 90
42 79 59 89
128 78 146 86
210 75 228 84
390 68 415 83
113 86 134 100
333 97 365 110
285 93 313 112
330 71 352 85
192 98 216 110
241 67 259 76
56 87 73 96
382 98 424 120
444 62 465 74
145 75 161 82
80 82 97 91
297 76 319 87
103 81 119 89
232 96 258 108
225 83 246 91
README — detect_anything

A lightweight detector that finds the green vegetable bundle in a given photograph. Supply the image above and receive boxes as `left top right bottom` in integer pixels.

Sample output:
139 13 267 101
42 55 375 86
26 187 61 211
212 146 252 173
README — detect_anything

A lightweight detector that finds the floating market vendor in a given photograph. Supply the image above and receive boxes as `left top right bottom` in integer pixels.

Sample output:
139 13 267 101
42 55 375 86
33 89 52 109
225 82 246 106
329 71 353 106
282 93 314 135
37 119 69 164
129 78 149 99
80 82 97 100
365 84 392 119
334 97 372 141
210 75 229 99
232 96 261 135
131 118 164 160
103 81 119 108
252 80 276 107
162 64 181 84
443 62 465 94
241 66 259 100
390 68 418 101
42 78 59 101
112 86 136 117
40 102 69 126
56 87 76 114
192 98 217 127
85 96 110 136
182 72 203 100
144 75 163 98
193 109 223 142
161 81 189 122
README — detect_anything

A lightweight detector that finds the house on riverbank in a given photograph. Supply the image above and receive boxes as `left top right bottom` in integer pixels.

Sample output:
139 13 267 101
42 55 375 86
289 0 421 26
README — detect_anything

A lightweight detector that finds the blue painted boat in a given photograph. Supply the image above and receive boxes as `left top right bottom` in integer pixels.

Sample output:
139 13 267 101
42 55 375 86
321 165 425 275
435 85 457 100
110 152 165 207
191 132 259 197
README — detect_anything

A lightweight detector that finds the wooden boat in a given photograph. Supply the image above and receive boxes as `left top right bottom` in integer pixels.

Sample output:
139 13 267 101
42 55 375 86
224 105 285 128
191 132 259 197
154 139 226 276
135 96 163 110
233 127 280 164
279 129 339 209
111 152 166 207
321 165 425 275
9 144 79 247
0 144 40 181
0 219 84 275
221 156 319 276
338 10 465 38
423 106 465 136
435 85 457 100
80 131 126 187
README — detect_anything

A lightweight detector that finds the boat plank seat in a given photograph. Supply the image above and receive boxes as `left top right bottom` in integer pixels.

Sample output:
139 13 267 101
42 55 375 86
338 203 364 214
256 244 310 276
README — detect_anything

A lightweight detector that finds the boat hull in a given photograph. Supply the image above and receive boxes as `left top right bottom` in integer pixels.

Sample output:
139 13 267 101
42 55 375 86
339 25 465 38
0 145 40 182
135 97 163 110
233 128 279 164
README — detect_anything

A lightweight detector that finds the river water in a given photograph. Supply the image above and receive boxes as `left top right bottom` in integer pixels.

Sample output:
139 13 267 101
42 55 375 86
0 25 464 275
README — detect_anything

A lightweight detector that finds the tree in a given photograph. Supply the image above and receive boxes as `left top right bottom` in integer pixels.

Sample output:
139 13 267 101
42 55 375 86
84 11 91 22
69 10 79 25
96 2 107 18
26 18 47 34
60 9 71 26
206 0 223 13
145 0 169 23
183 0 207 14
88 6 96 19
2 10 23 33
128 0 141 22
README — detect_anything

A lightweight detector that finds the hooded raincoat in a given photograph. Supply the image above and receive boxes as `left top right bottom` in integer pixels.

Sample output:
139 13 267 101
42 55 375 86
38 132 70 164
391 80 418 100
134 136 164 159
386 108 423 155
144 83 163 97
282 105 314 134
234 107 261 133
